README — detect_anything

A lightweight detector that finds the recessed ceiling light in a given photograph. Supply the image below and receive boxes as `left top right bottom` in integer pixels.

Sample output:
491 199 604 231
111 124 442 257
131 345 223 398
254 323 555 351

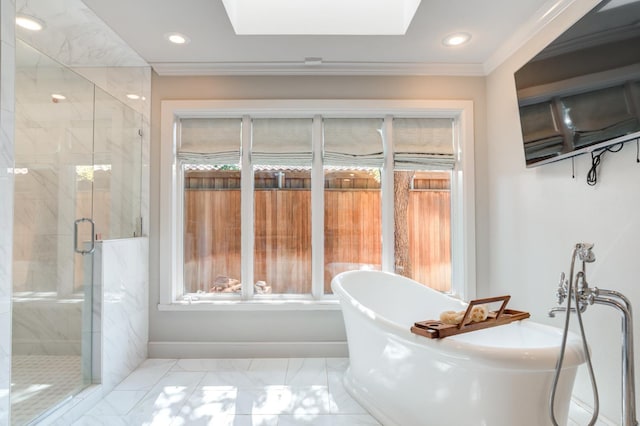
443 32 471 47
165 32 190 45
51 93 66 100
126 94 141 100
16 15 44 31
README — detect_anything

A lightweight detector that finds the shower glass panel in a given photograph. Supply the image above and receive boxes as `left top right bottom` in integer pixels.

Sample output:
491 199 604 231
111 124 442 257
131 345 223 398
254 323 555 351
12 41 95 425
11 40 142 424
93 87 143 240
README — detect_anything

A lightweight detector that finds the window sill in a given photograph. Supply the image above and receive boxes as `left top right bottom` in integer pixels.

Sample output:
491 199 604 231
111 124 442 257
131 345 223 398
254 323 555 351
157 298 342 312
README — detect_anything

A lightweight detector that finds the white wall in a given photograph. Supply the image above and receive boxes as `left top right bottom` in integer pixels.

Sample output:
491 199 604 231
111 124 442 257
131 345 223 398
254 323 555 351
486 0 639 422
149 74 488 357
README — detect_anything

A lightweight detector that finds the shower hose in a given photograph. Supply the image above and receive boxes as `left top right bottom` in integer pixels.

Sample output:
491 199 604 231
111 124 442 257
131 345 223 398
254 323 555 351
549 248 599 426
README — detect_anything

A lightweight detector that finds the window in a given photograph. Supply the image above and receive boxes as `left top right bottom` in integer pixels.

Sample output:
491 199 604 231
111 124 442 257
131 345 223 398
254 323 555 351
393 118 455 291
180 118 242 294
252 118 313 295
323 118 384 293
159 100 476 308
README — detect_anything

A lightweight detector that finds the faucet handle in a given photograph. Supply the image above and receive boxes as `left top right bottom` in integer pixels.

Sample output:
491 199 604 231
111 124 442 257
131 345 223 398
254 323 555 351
556 272 568 304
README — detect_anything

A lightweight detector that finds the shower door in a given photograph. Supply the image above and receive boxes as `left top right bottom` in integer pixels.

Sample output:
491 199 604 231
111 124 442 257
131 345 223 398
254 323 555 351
12 40 144 424
11 41 97 424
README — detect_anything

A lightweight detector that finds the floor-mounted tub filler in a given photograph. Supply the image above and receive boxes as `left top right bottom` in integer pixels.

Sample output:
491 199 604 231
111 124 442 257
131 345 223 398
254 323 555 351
332 270 585 426
549 243 637 426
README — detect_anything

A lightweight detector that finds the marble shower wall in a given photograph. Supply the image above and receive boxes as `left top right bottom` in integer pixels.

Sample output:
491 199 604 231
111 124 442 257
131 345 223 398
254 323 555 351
12 47 148 359
16 0 151 237
13 51 95 294
0 0 15 421
2 0 150 421
13 39 149 290
92 238 148 393
16 0 147 68
76 66 151 234
12 296 82 355
93 86 144 241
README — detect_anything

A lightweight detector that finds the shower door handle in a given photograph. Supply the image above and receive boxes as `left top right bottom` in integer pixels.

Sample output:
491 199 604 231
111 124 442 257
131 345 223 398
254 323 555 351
74 218 95 255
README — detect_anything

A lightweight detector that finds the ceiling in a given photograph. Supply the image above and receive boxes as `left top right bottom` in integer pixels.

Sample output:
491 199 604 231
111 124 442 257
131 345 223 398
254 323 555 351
76 0 566 76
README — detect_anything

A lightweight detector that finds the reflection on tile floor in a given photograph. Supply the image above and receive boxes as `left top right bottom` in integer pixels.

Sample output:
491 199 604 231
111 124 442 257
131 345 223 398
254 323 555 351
73 358 378 426
70 357 608 425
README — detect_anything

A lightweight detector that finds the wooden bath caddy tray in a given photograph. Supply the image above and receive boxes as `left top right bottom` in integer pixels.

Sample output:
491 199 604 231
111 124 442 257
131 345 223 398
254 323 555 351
411 295 530 339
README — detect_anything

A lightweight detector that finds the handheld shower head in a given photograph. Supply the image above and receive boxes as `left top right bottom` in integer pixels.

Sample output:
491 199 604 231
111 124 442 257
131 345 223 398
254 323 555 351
576 243 596 263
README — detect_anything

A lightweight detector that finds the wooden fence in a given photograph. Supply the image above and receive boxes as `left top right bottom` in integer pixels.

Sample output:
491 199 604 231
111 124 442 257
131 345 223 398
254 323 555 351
184 188 451 294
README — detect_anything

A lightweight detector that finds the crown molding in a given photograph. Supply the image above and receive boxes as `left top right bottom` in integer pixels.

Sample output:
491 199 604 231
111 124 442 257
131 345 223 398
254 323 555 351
151 61 486 77
152 0 594 78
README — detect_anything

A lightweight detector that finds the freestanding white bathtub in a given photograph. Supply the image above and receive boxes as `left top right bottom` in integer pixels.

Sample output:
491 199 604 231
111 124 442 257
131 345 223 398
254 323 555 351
332 270 585 426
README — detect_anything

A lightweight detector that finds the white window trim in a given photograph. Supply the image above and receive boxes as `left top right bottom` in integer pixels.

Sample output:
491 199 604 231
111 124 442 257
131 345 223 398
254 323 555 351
159 99 476 310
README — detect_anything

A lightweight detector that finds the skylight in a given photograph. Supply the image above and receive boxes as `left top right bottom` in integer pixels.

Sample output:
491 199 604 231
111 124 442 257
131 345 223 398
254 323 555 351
221 0 422 35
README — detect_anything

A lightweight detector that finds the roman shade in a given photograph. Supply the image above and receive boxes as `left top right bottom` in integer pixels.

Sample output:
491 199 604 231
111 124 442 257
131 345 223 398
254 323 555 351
251 118 313 166
323 118 384 168
393 118 455 170
178 118 242 164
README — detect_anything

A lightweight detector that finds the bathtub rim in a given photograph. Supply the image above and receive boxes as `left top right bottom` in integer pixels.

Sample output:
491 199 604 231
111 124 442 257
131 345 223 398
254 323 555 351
332 270 586 370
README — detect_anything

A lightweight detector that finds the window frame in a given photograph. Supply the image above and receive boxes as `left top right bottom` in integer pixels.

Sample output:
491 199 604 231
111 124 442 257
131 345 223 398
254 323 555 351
159 100 475 310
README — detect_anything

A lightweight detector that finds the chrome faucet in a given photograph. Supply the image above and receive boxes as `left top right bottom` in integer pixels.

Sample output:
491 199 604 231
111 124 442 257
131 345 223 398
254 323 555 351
548 243 638 426
547 306 577 317
549 272 583 317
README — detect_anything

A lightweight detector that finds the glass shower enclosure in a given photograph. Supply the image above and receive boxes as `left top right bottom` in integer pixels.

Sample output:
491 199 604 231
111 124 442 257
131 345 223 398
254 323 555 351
11 40 142 424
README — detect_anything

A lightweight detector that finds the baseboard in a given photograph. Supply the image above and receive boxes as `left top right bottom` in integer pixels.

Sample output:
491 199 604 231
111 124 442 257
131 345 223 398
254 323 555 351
148 340 349 358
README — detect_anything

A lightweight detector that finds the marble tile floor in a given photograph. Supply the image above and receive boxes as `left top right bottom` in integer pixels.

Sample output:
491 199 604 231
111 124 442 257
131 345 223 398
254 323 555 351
69 357 608 426
73 358 377 426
